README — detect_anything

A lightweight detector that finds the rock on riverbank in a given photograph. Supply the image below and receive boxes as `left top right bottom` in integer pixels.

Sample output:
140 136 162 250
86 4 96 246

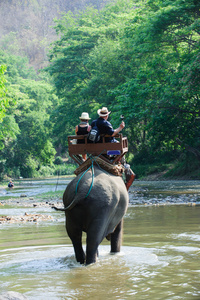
0 197 63 224
0 212 53 224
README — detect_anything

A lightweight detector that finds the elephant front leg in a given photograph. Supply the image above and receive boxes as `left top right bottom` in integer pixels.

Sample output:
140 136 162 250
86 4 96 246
110 220 123 253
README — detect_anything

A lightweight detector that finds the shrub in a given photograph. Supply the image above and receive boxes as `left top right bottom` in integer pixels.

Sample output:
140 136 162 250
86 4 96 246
54 156 64 165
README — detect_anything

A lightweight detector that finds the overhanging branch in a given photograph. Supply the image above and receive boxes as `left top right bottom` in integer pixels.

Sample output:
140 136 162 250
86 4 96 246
176 138 200 161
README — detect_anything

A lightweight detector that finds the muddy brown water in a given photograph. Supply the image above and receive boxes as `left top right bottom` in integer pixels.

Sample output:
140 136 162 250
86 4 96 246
0 178 200 299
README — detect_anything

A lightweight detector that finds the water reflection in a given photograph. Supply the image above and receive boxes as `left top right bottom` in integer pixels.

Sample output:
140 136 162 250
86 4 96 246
0 204 200 299
0 245 168 300
0 180 200 299
1 241 199 299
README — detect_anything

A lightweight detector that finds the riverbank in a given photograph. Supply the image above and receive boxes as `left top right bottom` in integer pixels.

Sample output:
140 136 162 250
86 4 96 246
1 191 199 206
0 197 199 225
1 179 200 225
138 169 200 181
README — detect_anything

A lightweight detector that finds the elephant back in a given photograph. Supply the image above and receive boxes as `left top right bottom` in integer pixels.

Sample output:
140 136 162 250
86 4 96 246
63 166 128 212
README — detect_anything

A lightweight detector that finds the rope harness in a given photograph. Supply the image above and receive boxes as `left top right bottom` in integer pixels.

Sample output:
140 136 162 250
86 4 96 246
75 151 107 199
75 160 94 198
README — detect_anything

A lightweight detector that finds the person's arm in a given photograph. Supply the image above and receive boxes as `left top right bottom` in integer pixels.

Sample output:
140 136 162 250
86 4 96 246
75 125 78 134
112 121 125 137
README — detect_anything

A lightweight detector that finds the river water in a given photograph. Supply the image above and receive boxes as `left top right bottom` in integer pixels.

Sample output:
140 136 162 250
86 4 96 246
0 179 200 299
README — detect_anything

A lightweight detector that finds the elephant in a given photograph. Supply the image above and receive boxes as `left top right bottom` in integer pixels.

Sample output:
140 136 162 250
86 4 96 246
53 166 129 265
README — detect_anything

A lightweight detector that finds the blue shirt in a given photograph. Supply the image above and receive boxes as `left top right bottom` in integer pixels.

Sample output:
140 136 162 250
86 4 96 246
91 117 114 142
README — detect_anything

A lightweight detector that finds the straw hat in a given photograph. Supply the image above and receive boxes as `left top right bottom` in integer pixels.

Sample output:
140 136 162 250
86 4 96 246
97 107 111 117
79 112 91 120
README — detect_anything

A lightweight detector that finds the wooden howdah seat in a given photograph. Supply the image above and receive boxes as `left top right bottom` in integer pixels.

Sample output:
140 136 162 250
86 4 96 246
68 133 128 166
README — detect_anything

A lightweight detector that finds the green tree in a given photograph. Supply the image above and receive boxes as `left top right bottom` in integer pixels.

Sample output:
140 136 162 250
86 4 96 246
113 0 200 158
0 51 57 178
47 1 137 148
47 0 200 175
0 64 8 122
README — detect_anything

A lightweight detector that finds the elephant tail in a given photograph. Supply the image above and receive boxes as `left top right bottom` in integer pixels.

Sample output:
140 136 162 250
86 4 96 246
52 206 68 211
51 194 81 211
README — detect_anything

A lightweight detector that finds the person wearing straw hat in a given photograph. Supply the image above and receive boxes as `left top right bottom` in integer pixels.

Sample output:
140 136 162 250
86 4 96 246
75 112 91 160
91 107 125 143
91 107 135 190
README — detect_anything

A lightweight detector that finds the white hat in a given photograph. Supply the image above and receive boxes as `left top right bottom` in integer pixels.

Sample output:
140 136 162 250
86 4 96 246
79 112 91 120
97 107 111 117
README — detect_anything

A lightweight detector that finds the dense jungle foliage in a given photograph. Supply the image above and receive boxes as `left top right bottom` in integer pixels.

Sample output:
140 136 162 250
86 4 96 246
0 0 200 180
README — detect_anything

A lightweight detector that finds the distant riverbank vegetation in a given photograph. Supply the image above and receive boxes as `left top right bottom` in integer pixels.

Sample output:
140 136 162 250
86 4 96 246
0 0 199 180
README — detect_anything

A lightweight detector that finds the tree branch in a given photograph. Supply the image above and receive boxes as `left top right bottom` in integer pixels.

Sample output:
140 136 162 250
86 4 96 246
176 138 200 161
158 105 200 116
